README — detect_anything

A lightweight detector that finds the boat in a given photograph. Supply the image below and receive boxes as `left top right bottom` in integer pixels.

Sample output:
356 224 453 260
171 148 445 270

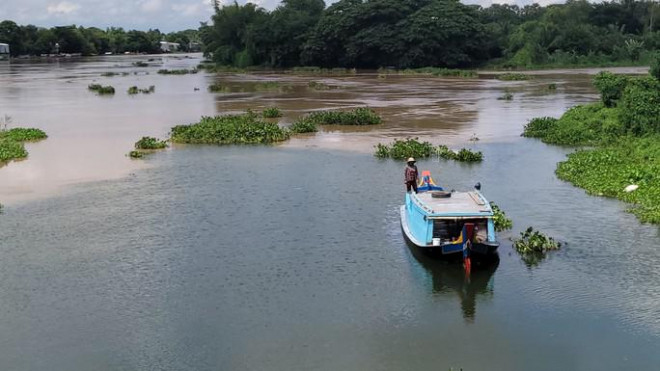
400 171 500 265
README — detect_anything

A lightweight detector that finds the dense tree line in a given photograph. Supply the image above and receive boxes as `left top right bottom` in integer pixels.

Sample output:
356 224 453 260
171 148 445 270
0 20 200 56
201 0 660 68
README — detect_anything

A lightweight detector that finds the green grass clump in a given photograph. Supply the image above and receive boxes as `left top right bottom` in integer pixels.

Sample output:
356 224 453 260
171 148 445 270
383 67 477 78
0 138 28 162
128 86 139 95
288 118 318 134
437 145 483 162
513 227 561 267
497 73 529 81
135 136 168 150
523 104 621 145
306 108 381 126
128 86 155 95
489 202 512 232
262 107 283 118
290 67 356 75
374 138 434 160
556 136 660 223
88 84 115 95
170 113 289 145
157 69 198 75
133 61 149 67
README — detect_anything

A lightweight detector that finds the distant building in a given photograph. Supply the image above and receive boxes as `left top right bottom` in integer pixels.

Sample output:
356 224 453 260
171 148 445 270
0 43 9 60
160 41 180 53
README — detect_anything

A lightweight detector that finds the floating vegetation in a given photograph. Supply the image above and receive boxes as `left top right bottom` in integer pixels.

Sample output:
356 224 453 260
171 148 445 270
374 138 434 160
0 202 3 214
101 72 119 77
157 69 198 75
306 108 381 126
132 61 149 67
513 227 561 267
128 150 144 159
262 107 283 118
378 67 477 78
437 145 484 162
88 84 115 95
308 81 332 90
135 136 168 150
0 124 47 162
289 67 356 75
170 113 289 145
497 91 514 100
254 81 282 91
208 83 230 93
497 73 530 81
548 83 557 90
489 202 513 232
128 85 155 95
288 118 318 134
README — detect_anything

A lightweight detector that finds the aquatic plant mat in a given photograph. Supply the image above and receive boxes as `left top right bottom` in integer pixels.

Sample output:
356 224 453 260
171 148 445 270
170 113 289 144
305 108 381 126
513 227 561 267
374 138 483 162
0 127 47 162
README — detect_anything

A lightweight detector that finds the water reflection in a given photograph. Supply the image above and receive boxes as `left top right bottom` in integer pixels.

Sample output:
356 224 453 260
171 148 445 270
409 244 499 322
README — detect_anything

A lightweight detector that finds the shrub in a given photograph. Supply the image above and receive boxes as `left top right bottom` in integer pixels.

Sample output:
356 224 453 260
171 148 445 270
593 71 630 107
522 117 558 139
288 118 318 134
262 107 283 118
374 138 434 160
134 137 168 150
170 113 290 145
306 108 381 126
618 76 660 135
88 84 115 95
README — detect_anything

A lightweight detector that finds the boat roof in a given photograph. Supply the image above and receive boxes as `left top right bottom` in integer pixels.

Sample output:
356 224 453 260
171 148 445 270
411 190 493 218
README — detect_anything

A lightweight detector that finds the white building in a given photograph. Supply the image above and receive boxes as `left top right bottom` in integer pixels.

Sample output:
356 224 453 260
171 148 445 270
159 41 180 53
0 43 9 60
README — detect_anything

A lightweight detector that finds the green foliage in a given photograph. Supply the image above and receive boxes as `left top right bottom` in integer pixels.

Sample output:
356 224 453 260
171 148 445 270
157 69 198 75
306 108 382 126
0 128 47 141
288 118 318 134
650 53 660 81
170 113 290 145
593 71 630 107
132 61 149 67
208 83 230 93
262 107 282 118
523 104 621 145
618 76 660 135
497 73 529 81
128 86 155 95
128 150 144 159
489 202 513 232
547 83 557 90
134 136 168 150
513 227 561 266
556 136 660 223
437 145 484 162
379 68 478 78
497 92 513 100
374 138 434 160
88 84 115 95
308 81 332 90
0 138 28 162
289 67 356 75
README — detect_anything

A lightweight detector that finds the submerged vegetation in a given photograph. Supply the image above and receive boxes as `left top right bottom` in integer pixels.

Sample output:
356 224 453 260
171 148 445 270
497 73 529 81
170 113 289 145
157 69 198 75
88 84 115 95
262 107 283 118
513 227 562 267
306 108 381 126
523 57 660 223
490 202 513 232
377 68 477 78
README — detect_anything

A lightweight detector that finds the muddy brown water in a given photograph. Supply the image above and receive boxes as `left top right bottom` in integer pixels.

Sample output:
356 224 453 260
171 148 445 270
0 55 658 370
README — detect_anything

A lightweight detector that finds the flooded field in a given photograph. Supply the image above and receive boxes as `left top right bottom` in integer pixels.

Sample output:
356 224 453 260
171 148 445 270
0 55 659 370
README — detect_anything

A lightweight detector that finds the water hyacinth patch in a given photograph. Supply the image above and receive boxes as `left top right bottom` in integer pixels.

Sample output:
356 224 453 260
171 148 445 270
513 227 561 267
288 118 318 134
135 136 168 150
489 202 513 232
208 83 230 93
170 113 289 145
132 61 149 67
128 150 144 159
437 145 483 162
88 84 115 95
128 86 155 95
378 67 477 78
158 69 198 75
0 138 28 162
0 128 47 141
0 126 47 163
497 73 529 81
374 138 435 160
262 107 283 118
306 108 382 126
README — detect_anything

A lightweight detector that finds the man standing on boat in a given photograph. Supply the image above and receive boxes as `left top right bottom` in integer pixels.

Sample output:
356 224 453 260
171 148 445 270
405 157 419 193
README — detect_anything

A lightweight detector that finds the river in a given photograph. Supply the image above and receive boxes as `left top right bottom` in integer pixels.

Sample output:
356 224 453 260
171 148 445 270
0 55 658 370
